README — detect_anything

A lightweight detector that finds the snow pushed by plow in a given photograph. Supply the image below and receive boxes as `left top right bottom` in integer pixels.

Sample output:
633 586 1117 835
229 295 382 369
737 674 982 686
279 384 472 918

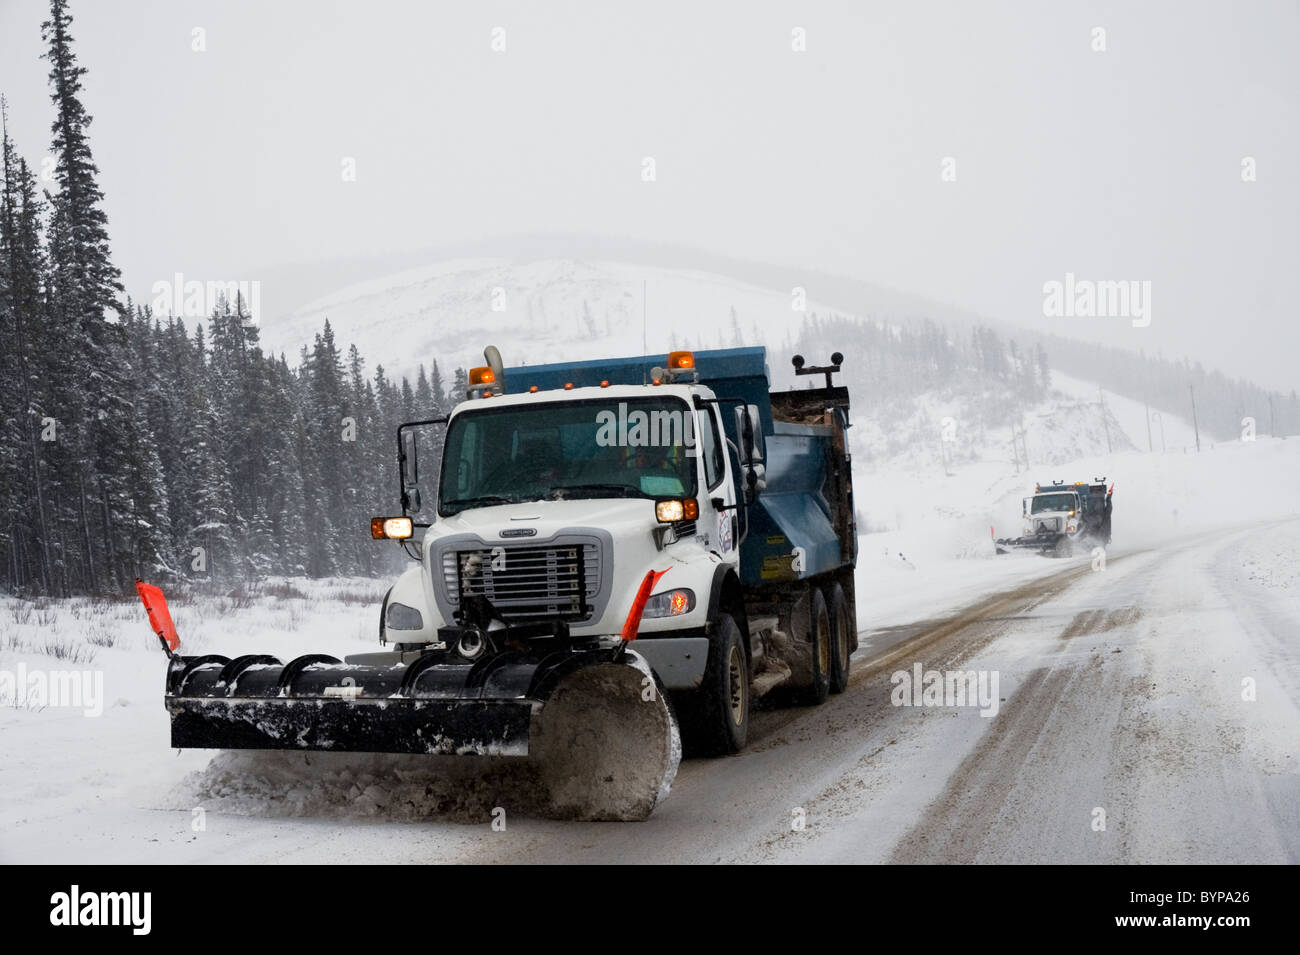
532 660 681 822
169 750 549 824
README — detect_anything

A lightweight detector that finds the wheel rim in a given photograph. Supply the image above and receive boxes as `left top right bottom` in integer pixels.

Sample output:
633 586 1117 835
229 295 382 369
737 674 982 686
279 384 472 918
726 644 746 726
816 610 830 676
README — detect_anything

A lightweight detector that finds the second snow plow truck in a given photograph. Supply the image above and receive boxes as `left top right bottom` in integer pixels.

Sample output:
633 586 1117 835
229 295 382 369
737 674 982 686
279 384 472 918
146 345 859 820
996 479 1113 556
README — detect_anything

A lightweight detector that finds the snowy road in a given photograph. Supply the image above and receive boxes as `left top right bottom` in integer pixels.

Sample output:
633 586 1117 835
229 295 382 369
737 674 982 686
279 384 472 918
453 522 1300 864
3 520 1298 864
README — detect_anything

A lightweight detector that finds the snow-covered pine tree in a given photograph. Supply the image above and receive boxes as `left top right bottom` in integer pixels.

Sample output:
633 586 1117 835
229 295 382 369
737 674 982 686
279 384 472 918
341 342 375 574
302 320 347 576
0 104 55 593
414 363 434 419
41 0 168 592
266 354 310 577
428 360 447 416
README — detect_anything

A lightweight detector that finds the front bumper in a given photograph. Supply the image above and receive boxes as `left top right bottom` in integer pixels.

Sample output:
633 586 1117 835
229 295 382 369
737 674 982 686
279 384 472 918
631 634 710 689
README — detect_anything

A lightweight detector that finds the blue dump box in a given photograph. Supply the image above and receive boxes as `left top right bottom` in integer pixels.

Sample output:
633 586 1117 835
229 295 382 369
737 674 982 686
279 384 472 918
505 346 857 590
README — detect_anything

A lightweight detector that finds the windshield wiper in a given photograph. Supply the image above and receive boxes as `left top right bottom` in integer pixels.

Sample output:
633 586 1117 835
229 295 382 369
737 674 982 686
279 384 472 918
442 495 515 512
548 483 644 500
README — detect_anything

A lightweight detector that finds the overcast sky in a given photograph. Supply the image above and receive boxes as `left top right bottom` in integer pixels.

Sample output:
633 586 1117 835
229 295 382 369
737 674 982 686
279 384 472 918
2 0 1297 392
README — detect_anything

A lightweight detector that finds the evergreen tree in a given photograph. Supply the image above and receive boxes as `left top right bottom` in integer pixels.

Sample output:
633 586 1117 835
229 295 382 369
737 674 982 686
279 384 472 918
39 0 167 591
428 360 447 416
0 103 55 592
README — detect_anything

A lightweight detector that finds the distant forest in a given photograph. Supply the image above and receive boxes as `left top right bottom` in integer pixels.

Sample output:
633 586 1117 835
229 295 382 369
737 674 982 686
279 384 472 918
788 314 1298 445
788 315 1050 431
1036 331 1298 443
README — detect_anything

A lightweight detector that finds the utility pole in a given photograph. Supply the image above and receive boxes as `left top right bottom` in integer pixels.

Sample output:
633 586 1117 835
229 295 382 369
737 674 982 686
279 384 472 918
1269 394 1276 437
1189 383 1201 452
1098 386 1112 453
1143 392 1153 452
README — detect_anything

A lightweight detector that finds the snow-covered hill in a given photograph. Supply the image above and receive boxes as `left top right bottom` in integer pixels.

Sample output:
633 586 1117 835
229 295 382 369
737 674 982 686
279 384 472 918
260 257 836 379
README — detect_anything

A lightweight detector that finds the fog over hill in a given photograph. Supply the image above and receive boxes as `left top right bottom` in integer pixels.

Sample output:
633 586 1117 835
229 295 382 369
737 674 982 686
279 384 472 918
255 241 1299 447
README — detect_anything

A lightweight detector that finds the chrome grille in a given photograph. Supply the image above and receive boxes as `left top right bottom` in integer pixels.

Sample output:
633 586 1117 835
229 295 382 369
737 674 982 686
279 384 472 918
440 542 602 621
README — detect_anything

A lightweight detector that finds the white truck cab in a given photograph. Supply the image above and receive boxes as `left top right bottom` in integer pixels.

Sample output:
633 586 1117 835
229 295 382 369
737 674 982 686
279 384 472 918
380 379 737 693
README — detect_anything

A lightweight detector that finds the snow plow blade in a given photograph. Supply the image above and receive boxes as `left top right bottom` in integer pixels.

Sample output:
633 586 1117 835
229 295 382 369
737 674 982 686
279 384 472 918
164 644 680 820
167 646 640 757
150 582 680 819
994 535 1059 554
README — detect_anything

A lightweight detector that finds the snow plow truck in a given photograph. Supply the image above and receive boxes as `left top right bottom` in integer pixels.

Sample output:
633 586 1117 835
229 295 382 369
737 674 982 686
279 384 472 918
142 345 859 820
996 479 1113 557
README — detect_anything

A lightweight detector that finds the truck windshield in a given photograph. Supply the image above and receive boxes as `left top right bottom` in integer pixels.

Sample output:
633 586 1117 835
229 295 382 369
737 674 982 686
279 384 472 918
1031 493 1078 514
439 396 699 516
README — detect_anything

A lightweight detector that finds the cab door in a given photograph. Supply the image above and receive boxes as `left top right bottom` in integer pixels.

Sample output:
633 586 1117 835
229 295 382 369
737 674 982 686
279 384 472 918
695 403 738 563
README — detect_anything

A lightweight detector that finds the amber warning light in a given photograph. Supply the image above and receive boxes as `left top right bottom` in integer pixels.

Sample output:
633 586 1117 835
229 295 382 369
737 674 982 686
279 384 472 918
371 516 414 540
667 350 695 370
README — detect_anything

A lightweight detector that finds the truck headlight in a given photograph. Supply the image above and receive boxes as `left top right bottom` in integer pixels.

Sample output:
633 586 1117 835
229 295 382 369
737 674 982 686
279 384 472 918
385 602 424 630
642 588 696 618
655 499 699 523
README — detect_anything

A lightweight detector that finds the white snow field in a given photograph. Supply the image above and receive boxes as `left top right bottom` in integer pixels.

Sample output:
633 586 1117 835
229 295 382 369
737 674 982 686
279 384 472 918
2 416 1297 862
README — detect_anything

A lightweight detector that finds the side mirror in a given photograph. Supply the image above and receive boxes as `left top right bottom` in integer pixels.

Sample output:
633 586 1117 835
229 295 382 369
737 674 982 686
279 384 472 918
734 404 763 465
400 430 422 514
401 430 419 488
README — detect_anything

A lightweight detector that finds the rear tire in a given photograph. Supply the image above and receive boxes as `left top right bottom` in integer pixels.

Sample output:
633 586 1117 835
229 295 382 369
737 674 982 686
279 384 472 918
826 582 851 695
680 614 749 756
801 587 832 705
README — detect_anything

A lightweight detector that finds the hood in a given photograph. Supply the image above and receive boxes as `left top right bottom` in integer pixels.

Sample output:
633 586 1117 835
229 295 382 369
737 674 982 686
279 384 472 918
428 496 660 543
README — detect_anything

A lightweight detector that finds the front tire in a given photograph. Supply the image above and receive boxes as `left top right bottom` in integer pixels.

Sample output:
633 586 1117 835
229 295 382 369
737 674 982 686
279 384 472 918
680 614 749 756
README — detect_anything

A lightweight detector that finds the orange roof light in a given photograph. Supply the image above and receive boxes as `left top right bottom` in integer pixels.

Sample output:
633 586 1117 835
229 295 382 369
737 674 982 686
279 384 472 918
564 382 574 390
667 350 695 370
469 367 495 385
529 385 539 393
600 380 610 388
